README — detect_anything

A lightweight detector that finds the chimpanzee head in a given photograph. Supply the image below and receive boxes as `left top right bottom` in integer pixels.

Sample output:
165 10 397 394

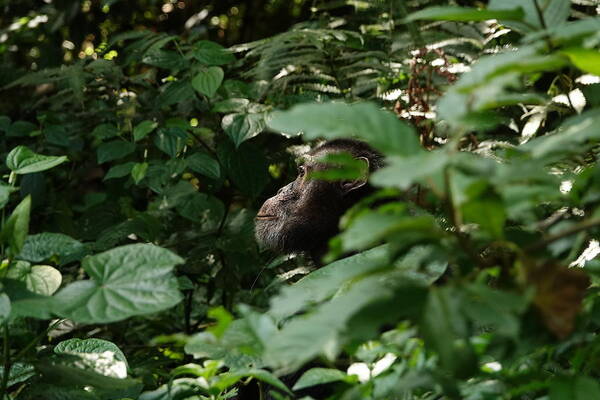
255 139 383 259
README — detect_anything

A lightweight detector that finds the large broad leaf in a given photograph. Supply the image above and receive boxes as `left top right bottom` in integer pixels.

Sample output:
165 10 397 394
186 152 221 180
339 212 441 252
157 80 195 107
222 113 265 147
371 150 449 190
18 232 86 264
0 293 10 324
420 287 478 378
212 369 291 394
2 278 53 319
0 183 17 210
139 378 209 400
563 48 600 75
6 261 62 296
264 269 425 370
1 196 31 256
550 376 600 400
55 338 128 366
104 162 135 181
524 109 600 158
154 127 186 158
192 40 235 65
293 368 351 390
218 141 269 198
547 17 600 44
133 120 158 142
192 66 224 97
269 245 389 320
53 244 184 324
96 140 136 164
131 162 148 184
36 361 142 397
406 6 523 22
268 102 421 156
0 363 35 388
6 146 68 174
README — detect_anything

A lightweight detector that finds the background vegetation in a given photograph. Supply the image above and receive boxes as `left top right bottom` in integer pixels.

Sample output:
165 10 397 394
2 0 600 399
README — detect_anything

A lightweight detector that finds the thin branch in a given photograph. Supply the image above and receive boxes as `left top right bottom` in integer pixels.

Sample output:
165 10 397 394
0 324 10 397
526 218 600 252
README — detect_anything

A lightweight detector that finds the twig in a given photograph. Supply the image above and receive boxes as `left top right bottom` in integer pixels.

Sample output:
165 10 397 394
0 324 10 396
443 169 486 267
526 218 600 252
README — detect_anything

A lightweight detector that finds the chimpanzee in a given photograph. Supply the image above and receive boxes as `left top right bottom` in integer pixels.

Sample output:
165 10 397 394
255 138 384 262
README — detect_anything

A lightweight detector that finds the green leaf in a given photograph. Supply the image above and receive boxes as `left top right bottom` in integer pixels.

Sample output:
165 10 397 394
222 113 265 147
192 66 224 97
154 128 186 158
0 363 34 388
8 121 36 137
340 212 440 252
371 150 449 190
542 0 571 28
186 152 221 179
461 194 506 238
212 98 250 113
207 306 234 338
92 123 119 140
563 48 600 75
550 376 600 400
157 80 195 107
192 40 235 65
525 109 600 158
2 279 53 319
0 183 17 210
142 50 186 70
213 369 291 394
405 6 524 22
177 193 225 228
36 361 142 394
461 284 526 338
6 146 68 174
18 232 86 264
53 244 184 324
0 116 11 132
488 0 541 32
547 17 600 44
0 294 10 324
1 196 31 256
96 140 136 164
133 120 158 142
6 261 62 295
420 287 477 378
269 246 389 320
104 162 135 180
131 162 148 184
268 102 421 156
293 368 349 390
265 270 425 370
218 141 269 198
55 338 128 365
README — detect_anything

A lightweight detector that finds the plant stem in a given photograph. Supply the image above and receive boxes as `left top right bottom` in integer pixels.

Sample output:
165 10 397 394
443 168 485 268
0 324 11 397
526 218 600 252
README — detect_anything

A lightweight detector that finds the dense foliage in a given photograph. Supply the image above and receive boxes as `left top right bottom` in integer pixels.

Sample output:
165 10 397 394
2 0 600 399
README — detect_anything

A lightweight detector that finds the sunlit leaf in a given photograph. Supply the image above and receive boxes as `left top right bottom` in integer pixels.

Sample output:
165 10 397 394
6 146 68 174
406 6 523 22
53 244 184 324
192 67 224 98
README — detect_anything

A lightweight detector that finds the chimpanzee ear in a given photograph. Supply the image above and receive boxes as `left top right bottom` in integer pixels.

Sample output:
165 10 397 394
340 157 369 194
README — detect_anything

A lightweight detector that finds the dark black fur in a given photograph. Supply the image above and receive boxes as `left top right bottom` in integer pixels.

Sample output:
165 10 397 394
255 138 383 261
